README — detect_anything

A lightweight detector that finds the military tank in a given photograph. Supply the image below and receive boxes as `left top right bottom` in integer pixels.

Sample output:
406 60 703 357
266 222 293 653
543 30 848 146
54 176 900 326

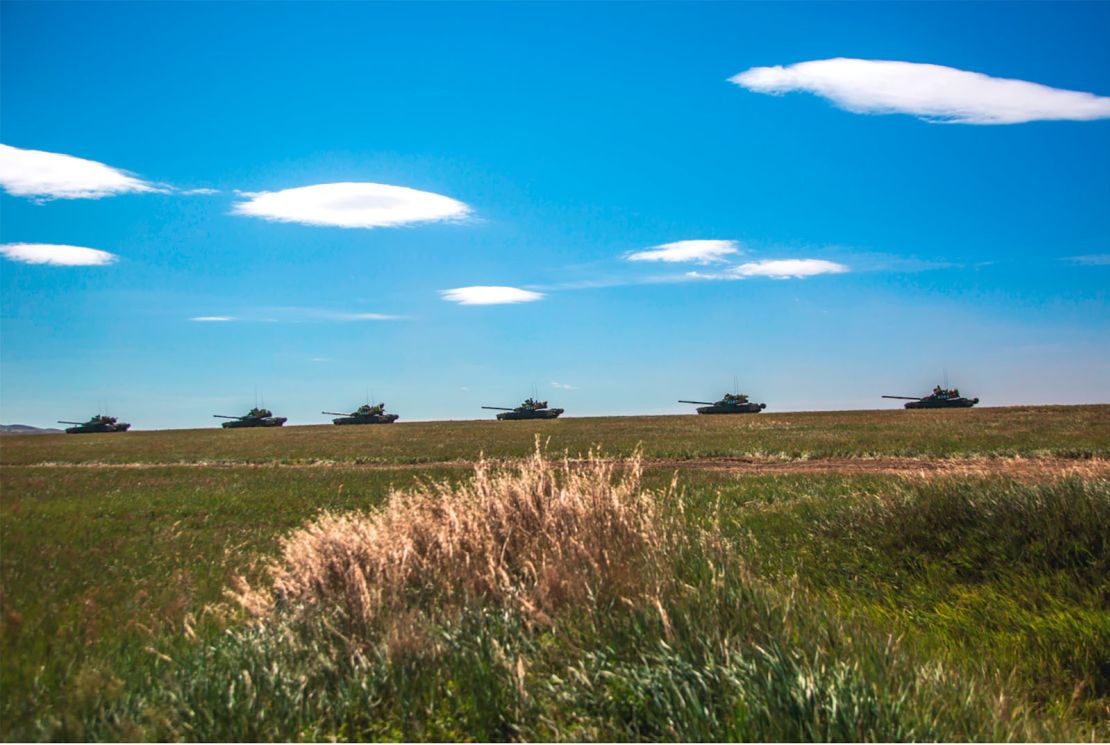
58 415 131 434
680 393 767 415
882 386 979 409
323 403 399 425
214 407 287 428
482 398 564 420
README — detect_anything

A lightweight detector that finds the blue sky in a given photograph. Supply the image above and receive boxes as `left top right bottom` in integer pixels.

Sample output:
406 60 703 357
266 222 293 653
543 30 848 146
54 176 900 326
2 1 1108 428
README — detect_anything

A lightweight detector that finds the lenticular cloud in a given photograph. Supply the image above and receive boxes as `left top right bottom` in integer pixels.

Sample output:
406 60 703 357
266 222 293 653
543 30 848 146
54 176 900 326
232 182 471 229
0 144 159 199
729 258 847 279
0 243 118 266
730 58 1110 124
440 286 544 305
689 258 848 280
626 240 740 264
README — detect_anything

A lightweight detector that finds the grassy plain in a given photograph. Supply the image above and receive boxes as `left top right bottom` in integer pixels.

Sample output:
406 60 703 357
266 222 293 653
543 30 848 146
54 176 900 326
1 405 1108 740
3 405 1108 466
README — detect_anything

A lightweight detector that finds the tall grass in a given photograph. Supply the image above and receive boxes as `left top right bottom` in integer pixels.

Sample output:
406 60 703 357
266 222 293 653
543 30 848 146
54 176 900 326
42 449 1100 741
740 475 1110 723
234 446 680 640
4 448 1105 741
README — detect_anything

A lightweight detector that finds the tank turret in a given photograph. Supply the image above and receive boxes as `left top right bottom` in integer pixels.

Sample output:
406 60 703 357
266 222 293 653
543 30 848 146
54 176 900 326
679 393 766 415
323 402 399 425
482 397 564 420
882 386 979 409
214 407 287 428
59 414 131 434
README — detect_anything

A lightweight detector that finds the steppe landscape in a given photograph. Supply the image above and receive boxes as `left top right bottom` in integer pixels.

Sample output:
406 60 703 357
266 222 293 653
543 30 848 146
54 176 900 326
2 406 1107 740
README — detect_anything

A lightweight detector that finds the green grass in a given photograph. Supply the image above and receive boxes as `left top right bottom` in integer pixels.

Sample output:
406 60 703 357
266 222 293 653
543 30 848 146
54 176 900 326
732 476 1110 719
3 404 1108 466
1 407 1108 740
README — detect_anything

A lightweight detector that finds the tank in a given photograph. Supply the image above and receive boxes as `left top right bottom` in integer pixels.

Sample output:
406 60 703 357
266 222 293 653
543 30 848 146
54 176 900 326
680 393 766 415
213 407 287 428
882 386 979 409
323 403 399 425
58 415 131 434
482 398 564 420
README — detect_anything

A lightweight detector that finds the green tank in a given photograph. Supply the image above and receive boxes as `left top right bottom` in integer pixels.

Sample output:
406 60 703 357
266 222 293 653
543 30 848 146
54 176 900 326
679 393 767 415
482 398 564 420
58 415 131 434
323 403 399 425
214 407 287 428
882 386 979 409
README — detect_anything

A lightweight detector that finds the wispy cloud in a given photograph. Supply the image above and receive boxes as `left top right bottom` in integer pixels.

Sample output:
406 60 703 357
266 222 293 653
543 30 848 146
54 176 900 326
626 239 741 264
0 143 163 200
232 182 471 229
0 243 118 266
844 252 956 273
730 58 1110 124
282 308 405 321
440 286 545 305
448 247 850 308
189 308 404 323
180 187 220 196
551 382 578 390
527 273 698 292
691 258 849 280
1066 254 1110 266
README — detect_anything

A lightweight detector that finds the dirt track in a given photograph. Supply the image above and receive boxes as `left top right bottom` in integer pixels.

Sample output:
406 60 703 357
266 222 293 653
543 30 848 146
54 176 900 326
647 456 1110 478
9 455 1109 479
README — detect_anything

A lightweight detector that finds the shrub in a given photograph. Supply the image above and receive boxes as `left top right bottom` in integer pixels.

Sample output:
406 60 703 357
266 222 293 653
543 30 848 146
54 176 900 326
235 445 682 642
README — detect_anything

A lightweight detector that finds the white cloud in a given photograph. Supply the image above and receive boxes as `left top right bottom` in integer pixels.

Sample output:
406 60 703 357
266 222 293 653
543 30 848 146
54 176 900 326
729 58 1110 124
181 188 220 196
692 258 849 280
190 308 404 323
552 382 578 390
1066 254 1110 266
626 239 740 264
440 286 545 305
0 143 160 199
0 243 118 266
232 182 471 228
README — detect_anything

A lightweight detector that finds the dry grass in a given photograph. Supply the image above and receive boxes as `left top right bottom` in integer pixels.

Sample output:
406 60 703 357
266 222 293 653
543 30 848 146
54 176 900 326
236 443 679 638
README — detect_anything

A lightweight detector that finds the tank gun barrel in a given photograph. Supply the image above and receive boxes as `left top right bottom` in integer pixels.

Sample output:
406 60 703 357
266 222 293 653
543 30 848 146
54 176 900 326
881 395 923 400
321 411 351 416
213 414 245 419
482 406 515 411
678 400 715 405
57 420 85 425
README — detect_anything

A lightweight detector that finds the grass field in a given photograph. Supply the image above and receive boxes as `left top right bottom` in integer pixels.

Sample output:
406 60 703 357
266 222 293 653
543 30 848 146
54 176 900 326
4 405 1108 466
1 405 1108 741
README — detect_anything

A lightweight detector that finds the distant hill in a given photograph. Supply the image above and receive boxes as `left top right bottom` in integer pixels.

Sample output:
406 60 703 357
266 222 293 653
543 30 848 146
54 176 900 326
0 424 63 436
